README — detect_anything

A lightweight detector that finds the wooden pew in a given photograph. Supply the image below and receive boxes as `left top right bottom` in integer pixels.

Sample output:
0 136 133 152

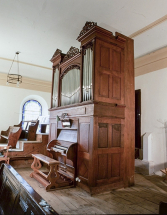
0 163 58 215
4 134 49 168
0 126 22 146
38 115 50 133
20 120 39 141
1 120 39 142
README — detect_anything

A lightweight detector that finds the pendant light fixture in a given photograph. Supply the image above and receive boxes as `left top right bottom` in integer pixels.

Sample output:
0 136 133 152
7 51 22 87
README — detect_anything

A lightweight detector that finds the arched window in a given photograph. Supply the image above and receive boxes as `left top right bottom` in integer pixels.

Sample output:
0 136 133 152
22 100 42 128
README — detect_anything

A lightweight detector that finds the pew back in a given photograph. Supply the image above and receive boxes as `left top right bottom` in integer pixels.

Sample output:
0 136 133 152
0 163 58 215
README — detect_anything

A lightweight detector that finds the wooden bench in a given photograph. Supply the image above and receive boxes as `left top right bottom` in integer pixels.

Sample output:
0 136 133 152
30 154 60 191
0 163 58 215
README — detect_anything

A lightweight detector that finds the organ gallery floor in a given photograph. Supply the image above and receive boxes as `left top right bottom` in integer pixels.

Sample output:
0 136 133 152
16 167 167 214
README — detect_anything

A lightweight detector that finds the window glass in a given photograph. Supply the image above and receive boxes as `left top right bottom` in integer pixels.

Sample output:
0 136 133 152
22 100 42 131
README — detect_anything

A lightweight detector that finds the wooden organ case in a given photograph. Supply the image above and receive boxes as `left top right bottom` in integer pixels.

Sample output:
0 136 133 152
48 22 135 194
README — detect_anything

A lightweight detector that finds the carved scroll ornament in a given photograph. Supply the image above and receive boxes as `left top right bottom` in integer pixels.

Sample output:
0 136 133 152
62 47 80 62
77 21 97 39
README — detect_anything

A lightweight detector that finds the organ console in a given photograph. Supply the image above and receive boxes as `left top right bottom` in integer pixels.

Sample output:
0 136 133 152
47 118 78 187
47 21 135 194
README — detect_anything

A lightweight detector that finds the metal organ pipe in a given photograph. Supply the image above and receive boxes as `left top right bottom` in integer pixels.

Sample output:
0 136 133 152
61 69 80 106
83 48 93 101
52 68 59 107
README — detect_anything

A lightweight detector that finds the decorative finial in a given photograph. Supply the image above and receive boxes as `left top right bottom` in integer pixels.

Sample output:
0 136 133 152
62 46 80 62
77 21 97 39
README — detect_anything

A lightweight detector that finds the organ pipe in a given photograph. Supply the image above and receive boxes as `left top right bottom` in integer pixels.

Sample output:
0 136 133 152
52 68 59 107
61 69 80 106
82 48 93 101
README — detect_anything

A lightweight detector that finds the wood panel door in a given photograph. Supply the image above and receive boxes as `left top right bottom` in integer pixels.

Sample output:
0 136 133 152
95 118 124 186
77 118 91 186
94 39 125 105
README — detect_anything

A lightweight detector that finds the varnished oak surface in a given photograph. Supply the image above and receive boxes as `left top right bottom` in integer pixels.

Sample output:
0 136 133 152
16 167 167 214
32 154 60 165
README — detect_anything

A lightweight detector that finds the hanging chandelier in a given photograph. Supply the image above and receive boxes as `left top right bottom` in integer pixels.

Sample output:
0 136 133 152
7 51 22 87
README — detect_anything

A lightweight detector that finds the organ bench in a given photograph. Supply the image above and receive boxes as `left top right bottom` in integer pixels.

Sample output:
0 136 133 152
30 154 60 191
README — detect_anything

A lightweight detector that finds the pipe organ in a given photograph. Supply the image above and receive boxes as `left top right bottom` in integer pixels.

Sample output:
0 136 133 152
48 22 135 194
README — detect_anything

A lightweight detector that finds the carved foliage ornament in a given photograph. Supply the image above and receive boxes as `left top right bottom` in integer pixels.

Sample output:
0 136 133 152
63 46 80 62
50 49 62 61
77 21 97 39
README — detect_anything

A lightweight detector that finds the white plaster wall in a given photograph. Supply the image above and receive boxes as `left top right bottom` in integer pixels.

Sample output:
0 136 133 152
0 85 51 132
135 68 167 175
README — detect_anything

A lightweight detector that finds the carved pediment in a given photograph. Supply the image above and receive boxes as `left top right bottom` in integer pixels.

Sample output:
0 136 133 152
50 49 62 61
63 47 80 62
77 21 97 39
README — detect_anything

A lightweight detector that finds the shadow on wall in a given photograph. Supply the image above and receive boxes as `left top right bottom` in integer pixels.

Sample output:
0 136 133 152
135 159 167 177
19 95 49 122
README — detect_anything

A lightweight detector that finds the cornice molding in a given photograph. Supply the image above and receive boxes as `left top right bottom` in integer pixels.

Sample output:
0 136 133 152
0 57 52 70
0 72 51 92
129 14 167 38
135 46 167 77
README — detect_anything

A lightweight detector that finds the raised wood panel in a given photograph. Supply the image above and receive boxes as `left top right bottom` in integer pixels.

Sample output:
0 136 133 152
51 106 86 117
97 154 108 180
98 117 124 124
100 46 110 69
50 123 57 141
112 76 121 99
112 50 121 73
95 39 124 105
112 124 121 147
99 73 109 98
97 147 123 154
98 123 108 148
79 123 89 152
111 153 120 177
78 159 89 179
95 106 125 119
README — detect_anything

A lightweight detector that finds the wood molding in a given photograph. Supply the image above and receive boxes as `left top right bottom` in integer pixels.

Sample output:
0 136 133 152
0 72 51 92
135 46 167 77
129 14 167 38
0 57 52 70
